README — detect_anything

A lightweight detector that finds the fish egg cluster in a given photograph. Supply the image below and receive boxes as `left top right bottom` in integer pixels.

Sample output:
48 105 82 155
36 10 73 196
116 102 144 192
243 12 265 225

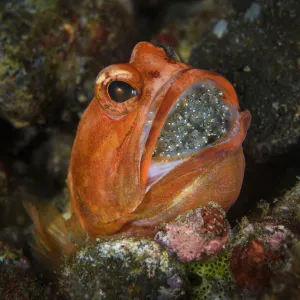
153 83 232 159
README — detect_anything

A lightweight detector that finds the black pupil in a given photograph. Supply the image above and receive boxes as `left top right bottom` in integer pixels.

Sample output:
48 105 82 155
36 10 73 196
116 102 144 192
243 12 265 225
108 81 137 103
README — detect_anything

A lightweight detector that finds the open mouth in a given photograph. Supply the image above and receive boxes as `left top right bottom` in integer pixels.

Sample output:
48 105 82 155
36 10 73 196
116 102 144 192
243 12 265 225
152 80 232 159
146 79 235 189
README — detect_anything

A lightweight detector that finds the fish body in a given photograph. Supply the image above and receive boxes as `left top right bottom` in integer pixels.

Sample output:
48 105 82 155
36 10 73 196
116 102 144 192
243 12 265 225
67 42 251 237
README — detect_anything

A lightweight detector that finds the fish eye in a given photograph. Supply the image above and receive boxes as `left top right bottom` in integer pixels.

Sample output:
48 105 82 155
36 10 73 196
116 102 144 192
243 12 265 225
107 81 137 103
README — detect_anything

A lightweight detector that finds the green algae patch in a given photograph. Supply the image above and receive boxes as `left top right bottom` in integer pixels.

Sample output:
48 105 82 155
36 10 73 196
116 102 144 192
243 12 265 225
185 251 236 300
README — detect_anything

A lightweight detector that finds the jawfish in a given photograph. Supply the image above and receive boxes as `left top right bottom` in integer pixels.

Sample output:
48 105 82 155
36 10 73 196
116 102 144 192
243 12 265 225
67 42 251 236
26 42 250 261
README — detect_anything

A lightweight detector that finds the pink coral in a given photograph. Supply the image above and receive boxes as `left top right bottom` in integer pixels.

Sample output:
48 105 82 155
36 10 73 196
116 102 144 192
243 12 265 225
154 205 230 262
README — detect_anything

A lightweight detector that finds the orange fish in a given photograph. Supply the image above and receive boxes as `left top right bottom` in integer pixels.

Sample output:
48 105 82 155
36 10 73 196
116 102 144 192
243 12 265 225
26 42 250 263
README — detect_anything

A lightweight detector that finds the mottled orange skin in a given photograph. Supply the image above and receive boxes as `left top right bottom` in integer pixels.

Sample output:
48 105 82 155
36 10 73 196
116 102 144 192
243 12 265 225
67 42 251 237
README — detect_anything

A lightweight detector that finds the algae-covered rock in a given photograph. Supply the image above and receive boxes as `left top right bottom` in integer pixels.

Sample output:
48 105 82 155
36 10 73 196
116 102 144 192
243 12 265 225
0 266 44 300
230 221 295 293
271 179 300 225
0 0 135 126
152 0 233 62
228 180 300 296
190 0 300 162
60 238 190 300
0 241 44 300
260 240 300 300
